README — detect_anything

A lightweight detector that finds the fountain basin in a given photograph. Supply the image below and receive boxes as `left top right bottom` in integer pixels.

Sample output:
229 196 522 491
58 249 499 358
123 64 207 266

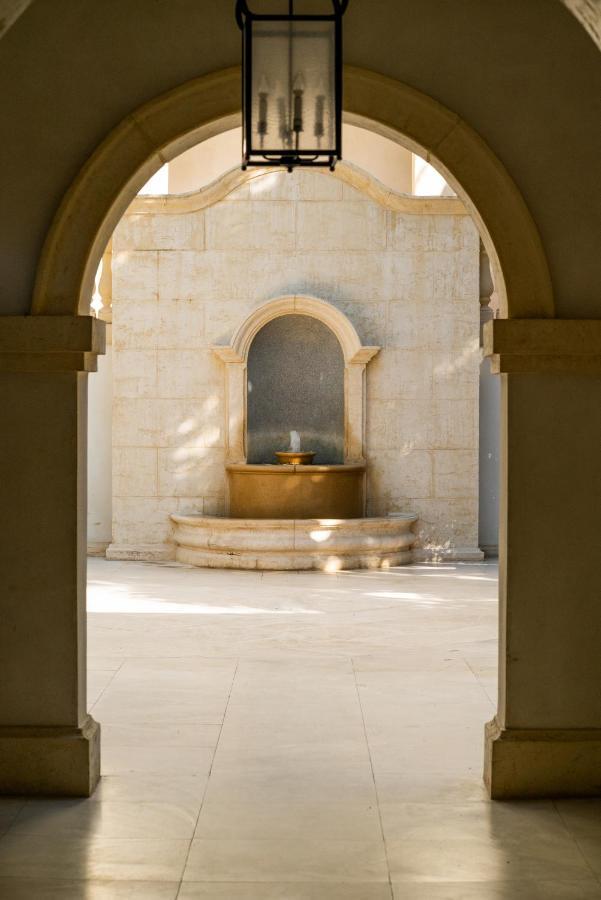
274 450 316 465
170 514 417 571
227 463 365 519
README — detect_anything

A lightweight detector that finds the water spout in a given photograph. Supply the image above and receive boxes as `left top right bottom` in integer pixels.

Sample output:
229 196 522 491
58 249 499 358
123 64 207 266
289 430 301 452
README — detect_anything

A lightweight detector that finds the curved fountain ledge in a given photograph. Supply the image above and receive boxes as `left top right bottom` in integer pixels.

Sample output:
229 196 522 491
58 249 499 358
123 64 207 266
170 514 417 571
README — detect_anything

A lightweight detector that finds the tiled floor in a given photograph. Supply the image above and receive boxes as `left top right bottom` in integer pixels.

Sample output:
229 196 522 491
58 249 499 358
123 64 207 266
1 559 601 898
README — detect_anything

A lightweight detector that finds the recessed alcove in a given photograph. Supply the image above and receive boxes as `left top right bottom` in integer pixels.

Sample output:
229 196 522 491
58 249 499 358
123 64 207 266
247 314 344 465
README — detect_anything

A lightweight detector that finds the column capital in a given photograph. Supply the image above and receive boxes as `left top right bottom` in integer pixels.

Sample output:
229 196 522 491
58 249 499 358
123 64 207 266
0 315 105 372
484 318 601 374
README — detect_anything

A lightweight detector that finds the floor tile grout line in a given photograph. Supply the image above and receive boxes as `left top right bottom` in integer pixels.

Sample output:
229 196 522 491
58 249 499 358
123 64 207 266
175 656 240 898
88 659 127 717
461 655 498 709
553 798 601 883
351 655 395 900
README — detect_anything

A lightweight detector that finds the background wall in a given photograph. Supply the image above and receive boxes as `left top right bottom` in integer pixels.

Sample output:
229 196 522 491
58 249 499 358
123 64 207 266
106 166 480 557
479 356 500 555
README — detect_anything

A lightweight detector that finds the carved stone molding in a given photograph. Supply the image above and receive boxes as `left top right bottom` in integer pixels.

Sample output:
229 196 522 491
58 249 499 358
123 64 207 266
127 161 468 218
0 316 105 372
484 319 601 374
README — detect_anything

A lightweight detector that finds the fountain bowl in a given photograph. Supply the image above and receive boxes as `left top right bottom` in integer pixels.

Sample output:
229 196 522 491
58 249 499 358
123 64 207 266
275 450 316 465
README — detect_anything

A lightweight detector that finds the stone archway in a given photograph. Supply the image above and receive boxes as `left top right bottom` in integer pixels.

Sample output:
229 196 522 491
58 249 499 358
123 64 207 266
8 61 601 803
31 66 554 320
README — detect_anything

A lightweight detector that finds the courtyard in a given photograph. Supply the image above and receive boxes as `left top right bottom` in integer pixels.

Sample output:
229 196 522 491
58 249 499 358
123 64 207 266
0 560 600 897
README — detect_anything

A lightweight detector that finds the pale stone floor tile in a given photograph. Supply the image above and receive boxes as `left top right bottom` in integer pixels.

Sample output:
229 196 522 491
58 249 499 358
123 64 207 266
106 671 236 693
194 765 381 840
391 881 601 899
386 834 593 883
0 880 180 899
100 744 214 776
365 724 484 774
112 656 237 682
89 774 207 811
379 800 574 844
101 722 221 748
0 834 190 881
555 798 601 838
374 771 490 805
91 689 227 725
211 739 372 770
179 884 393 899
88 669 119 706
12 798 199 839
0 798 26 815
572 836 601 878
182 838 390 883
88 656 126 671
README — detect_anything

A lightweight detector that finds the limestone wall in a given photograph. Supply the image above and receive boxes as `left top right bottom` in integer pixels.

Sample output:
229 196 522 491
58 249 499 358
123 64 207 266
109 167 480 557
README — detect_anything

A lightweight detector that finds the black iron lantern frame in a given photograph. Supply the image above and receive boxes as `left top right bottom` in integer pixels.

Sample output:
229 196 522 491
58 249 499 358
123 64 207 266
236 0 349 172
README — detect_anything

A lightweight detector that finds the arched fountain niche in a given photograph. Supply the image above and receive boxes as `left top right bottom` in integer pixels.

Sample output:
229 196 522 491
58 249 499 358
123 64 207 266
171 296 417 570
246 314 345 466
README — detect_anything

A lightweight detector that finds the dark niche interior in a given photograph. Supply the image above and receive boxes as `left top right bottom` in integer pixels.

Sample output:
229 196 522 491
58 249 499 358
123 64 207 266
246 314 345 464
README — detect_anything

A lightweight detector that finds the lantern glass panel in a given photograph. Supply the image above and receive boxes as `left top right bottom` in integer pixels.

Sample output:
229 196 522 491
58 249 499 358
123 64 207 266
249 19 336 156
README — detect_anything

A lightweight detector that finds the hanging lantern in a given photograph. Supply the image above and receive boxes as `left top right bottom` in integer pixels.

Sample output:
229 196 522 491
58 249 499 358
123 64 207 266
235 0 349 172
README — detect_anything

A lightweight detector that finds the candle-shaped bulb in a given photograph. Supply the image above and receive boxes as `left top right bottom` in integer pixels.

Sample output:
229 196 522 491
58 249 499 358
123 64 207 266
314 79 326 141
277 95 291 146
257 74 269 142
292 72 305 134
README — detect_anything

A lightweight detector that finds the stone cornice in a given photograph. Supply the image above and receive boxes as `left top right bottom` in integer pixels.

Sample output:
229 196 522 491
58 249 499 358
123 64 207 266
0 316 105 372
126 161 468 218
484 319 601 374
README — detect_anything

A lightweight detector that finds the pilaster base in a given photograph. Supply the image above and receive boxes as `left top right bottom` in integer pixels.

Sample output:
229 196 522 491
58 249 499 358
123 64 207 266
87 541 110 557
0 715 100 797
485 717 601 799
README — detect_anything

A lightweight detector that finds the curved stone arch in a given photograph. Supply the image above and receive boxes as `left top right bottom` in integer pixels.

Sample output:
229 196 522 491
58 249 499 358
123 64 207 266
212 296 380 466
223 295 379 367
31 67 554 319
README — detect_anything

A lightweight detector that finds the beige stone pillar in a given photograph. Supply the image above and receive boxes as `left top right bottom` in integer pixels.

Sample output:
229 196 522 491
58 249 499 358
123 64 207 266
0 316 105 796
484 319 601 798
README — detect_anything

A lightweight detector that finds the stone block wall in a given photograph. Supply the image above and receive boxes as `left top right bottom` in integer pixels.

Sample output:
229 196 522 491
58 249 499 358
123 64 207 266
109 167 480 557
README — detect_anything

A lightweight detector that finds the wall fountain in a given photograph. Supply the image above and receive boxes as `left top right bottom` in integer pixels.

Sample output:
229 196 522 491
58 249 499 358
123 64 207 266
170 296 417 570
